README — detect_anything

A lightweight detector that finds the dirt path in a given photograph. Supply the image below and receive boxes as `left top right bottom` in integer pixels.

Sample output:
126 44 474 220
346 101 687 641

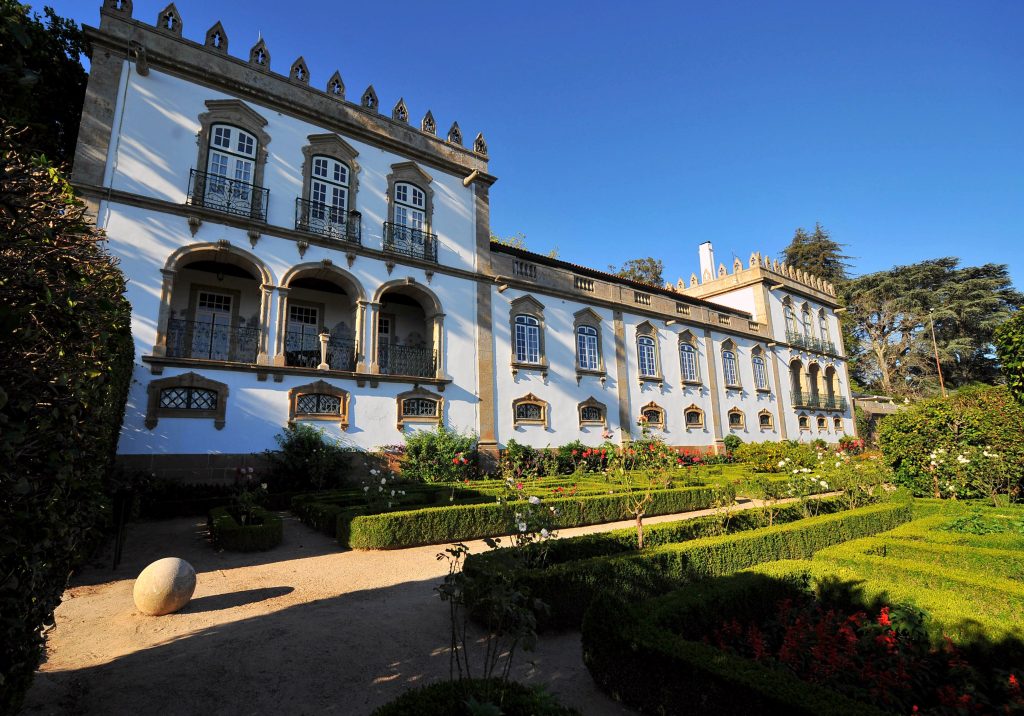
21 497 793 715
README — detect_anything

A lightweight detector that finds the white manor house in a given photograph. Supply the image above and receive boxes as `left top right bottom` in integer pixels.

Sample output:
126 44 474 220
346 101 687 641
73 1 855 481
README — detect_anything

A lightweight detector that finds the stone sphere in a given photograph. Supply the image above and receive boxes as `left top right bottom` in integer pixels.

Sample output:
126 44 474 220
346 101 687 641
133 557 196 616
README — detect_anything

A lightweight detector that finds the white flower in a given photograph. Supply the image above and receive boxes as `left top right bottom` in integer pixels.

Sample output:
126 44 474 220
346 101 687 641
391 490 396 497
540 528 550 538
370 469 379 476
517 521 527 533
378 486 383 492
819 480 828 488
381 478 387 485
449 496 454 502
399 490 406 496
528 495 541 505
247 467 255 474
363 486 369 492
835 462 841 468
792 469 800 475
261 482 268 490
777 461 787 468
801 468 811 474
929 452 936 460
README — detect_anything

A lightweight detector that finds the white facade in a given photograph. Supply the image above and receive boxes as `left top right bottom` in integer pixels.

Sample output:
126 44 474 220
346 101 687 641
73 3 854 479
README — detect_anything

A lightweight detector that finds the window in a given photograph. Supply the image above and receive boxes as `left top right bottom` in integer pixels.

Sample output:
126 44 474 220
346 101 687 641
396 387 444 430
639 402 665 429
758 410 774 430
289 380 349 429
798 414 810 431
819 310 830 344
752 350 769 391
145 372 228 430
513 393 546 426
394 181 426 232
817 416 828 431
784 299 797 335
514 315 540 364
297 134 362 241
576 325 600 371
834 417 843 431
637 336 657 378
386 162 435 260
191 290 234 361
728 408 745 430
679 332 700 383
684 405 705 429
802 305 812 336
310 156 349 221
578 397 607 427
722 346 740 387
193 100 270 219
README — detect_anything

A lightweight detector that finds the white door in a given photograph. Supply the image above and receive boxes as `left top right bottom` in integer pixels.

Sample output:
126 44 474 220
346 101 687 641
192 291 232 360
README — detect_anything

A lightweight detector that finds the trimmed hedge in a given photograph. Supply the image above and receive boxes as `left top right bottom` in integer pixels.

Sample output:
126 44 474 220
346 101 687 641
208 507 283 552
370 679 580 716
345 485 730 550
581 578 889 716
480 502 913 630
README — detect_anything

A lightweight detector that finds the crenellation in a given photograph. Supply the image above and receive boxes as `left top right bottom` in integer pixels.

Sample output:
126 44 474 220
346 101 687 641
326 70 344 98
289 57 309 85
361 85 378 111
156 3 181 36
248 38 270 70
204 21 227 53
392 98 409 123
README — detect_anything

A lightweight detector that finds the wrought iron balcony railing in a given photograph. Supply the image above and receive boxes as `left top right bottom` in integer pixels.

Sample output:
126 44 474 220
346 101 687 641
786 330 812 350
786 331 837 355
187 169 270 222
383 222 438 263
295 199 361 244
791 390 822 409
378 343 436 378
283 332 357 372
166 318 260 363
823 396 849 412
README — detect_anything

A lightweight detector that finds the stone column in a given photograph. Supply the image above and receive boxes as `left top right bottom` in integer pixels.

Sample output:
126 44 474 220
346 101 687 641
272 287 290 367
152 268 177 356
701 328 726 452
318 331 330 370
432 312 446 379
612 311 631 446
257 283 274 365
354 300 368 371
365 301 380 373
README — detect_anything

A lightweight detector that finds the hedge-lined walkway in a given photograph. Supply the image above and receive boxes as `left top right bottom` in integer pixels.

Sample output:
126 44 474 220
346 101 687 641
22 496 813 716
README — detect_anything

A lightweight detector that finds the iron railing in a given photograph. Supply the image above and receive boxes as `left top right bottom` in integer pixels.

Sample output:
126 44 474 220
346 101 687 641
823 396 849 411
378 343 436 378
383 222 438 262
786 330 837 355
791 390 848 412
294 198 361 244
166 318 260 363
187 169 269 222
283 332 357 372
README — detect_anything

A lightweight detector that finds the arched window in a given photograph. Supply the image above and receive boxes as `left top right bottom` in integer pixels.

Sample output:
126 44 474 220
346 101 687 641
577 325 600 371
386 162 435 261
307 155 350 234
834 416 843 432
578 397 606 427
637 336 658 378
288 380 350 430
514 315 540 364
146 373 229 431
758 410 774 430
817 416 828 431
204 123 258 213
727 408 745 430
513 393 546 426
752 348 769 391
394 181 426 232
818 310 830 344
639 402 665 429
396 387 443 430
801 305 812 336
722 343 740 387
783 299 797 336
679 332 700 383
684 405 705 429
798 414 810 431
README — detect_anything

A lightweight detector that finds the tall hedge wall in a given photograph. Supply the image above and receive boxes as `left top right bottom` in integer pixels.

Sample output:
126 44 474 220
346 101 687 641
0 126 133 713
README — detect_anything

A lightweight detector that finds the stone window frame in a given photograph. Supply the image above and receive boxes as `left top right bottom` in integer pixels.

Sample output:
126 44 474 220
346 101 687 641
678 329 702 385
509 295 548 376
145 371 228 430
816 415 829 432
396 386 444 431
195 100 271 190
577 396 607 428
721 338 742 390
639 401 666 430
783 296 798 336
798 413 811 431
513 392 548 427
635 321 663 384
758 410 775 431
751 345 771 392
727 407 746 431
801 302 813 337
300 133 362 217
289 379 350 430
833 416 843 432
386 161 435 233
684 404 705 430
818 308 831 343
573 308 606 379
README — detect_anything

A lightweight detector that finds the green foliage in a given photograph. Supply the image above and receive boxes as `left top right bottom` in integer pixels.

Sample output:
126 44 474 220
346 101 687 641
402 426 478 483
722 434 743 453
262 423 354 492
609 256 664 286
780 223 853 286
207 506 283 552
0 127 133 712
995 310 1024 404
370 678 580 716
877 384 1024 498
732 441 816 473
0 2 87 164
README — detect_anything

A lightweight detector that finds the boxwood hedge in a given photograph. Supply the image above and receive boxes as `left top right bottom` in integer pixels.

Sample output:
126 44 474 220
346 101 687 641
208 507 284 552
370 678 580 716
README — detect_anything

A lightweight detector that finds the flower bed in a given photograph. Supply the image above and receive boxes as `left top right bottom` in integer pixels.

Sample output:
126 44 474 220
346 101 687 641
370 678 580 715
208 506 283 551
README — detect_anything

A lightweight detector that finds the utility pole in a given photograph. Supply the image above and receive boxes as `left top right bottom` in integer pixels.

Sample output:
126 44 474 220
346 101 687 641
929 309 947 398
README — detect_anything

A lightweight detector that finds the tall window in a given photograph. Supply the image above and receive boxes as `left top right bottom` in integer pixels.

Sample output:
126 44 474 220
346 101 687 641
576 325 599 371
637 336 657 377
206 124 257 209
679 336 699 383
801 306 812 336
191 291 233 361
514 315 540 364
752 353 769 391
394 181 426 232
819 311 830 343
722 349 739 387
286 304 320 364
309 155 349 227
784 301 797 335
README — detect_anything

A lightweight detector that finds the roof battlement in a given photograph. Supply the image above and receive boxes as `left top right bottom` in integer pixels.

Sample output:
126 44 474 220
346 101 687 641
672 252 839 304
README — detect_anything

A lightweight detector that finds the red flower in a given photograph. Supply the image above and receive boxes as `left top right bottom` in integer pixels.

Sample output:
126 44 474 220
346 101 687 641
877 607 891 627
515 481 523 490
572 449 578 456
1010 674 1020 689
452 458 459 465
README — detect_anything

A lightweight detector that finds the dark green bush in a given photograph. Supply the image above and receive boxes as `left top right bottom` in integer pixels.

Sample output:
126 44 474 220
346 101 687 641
723 434 743 453
995 311 1024 405
138 479 235 518
371 678 580 716
0 128 133 713
208 507 283 552
262 423 355 492
400 425 478 483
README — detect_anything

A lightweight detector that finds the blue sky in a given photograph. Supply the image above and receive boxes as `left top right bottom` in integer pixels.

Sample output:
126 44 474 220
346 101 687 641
49 0 1023 286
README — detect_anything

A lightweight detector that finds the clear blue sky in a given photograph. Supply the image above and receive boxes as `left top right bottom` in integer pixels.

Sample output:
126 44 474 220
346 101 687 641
48 0 1023 286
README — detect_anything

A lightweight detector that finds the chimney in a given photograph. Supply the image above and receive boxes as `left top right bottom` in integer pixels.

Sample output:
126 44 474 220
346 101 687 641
698 241 715 279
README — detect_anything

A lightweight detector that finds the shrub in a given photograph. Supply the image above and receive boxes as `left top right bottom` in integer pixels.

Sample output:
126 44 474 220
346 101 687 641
138 479 235 518
732 441 816 473
262 423 354 492
370 678 580 716
0 127 133 712
401 426 477 483
878 385 1024 498
723 434 743 453
995 311 1024 405
207 507 283 552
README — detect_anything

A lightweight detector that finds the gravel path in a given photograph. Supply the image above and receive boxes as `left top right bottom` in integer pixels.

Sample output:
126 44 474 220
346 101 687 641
21 498 787 715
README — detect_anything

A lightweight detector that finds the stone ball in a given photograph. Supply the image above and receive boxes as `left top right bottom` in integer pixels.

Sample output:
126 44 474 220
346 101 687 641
133 557 196 616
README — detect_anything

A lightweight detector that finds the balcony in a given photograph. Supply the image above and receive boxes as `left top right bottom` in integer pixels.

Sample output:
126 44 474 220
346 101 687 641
383 222 437 263
166 318 259 363
294 199 361 244
791 391 848 412
378 343 436 378
186 169 269 222
283 332 357 372
786 331 837 355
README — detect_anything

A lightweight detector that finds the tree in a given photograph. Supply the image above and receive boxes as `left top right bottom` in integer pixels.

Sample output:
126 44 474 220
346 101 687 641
490 231 558 259
0 1 88 165
610 257 664 286
780 223 853 285
994 312 1024 404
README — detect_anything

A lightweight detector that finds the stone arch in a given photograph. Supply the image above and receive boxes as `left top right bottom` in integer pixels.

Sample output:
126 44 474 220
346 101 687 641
789 357 808 404
370 279 445 379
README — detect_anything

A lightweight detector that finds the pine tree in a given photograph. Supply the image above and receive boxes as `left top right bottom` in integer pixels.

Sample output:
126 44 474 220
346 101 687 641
780 223 853 285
